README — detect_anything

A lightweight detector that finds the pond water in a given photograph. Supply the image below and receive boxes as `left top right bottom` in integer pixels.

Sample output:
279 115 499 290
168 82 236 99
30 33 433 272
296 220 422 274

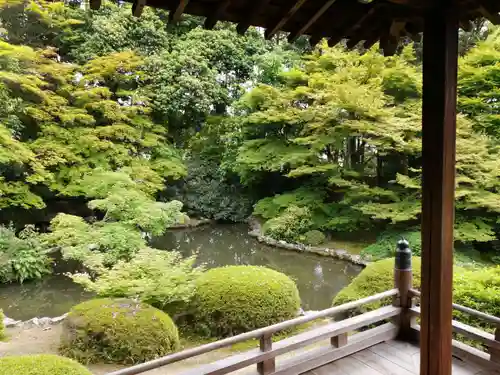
0 224 362 320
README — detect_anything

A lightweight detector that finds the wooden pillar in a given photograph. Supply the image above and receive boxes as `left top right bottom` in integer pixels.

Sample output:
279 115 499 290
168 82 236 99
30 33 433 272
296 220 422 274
420 3 458 375
491 325 500 363
257 334 275 375
394 239 413 340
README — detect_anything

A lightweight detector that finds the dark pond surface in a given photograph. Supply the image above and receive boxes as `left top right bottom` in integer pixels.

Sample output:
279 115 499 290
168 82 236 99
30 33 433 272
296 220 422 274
0 224 362 320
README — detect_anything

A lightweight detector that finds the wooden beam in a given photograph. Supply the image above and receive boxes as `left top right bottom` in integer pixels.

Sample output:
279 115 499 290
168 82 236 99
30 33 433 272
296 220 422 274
236 0 269 35
308 34 324 47
132 0 146 17
265 0 310 40
287 0 338 42
169 0 190 24
89 0 101 10
478 3 500 25
420 3 458 375
327 35 343 47
204 0 231 29
328 4 380 49
363 36 379 49
459 20 473 32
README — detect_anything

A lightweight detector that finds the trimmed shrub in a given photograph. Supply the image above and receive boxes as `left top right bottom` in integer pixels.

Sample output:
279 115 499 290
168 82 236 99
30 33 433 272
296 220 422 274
0 354 92 375
301 230 326 246
191 266 301 337
262 205 312 242
333 258 500 335
60 298 180 364
333 257 422 314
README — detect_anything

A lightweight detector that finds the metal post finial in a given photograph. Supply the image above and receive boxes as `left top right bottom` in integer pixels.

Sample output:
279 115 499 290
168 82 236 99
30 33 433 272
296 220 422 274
395 238 412 271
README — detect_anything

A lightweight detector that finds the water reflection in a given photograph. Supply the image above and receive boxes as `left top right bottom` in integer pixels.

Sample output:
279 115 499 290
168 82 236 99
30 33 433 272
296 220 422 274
0 275 93 320
152 224 362 311
0 224 362 320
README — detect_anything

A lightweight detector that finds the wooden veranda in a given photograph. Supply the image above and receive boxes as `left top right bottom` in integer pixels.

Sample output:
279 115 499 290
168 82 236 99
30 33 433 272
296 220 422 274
88 0 500 374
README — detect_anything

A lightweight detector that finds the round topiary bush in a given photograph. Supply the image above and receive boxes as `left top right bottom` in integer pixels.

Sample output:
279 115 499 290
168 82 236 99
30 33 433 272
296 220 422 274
0 354 92 375
60 298 180 364
0 309 5 340
192 266 301 337
302 230 326 246
333 257 422 314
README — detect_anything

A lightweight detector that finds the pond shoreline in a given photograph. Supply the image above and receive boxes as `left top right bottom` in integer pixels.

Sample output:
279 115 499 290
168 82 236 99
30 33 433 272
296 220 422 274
1 222 363 322
247 218 368 267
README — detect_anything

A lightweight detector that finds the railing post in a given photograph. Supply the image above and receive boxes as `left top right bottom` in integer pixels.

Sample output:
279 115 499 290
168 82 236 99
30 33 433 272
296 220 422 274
394 238 413 340
257 333 275 375
331 333 348 348
490 325 500 363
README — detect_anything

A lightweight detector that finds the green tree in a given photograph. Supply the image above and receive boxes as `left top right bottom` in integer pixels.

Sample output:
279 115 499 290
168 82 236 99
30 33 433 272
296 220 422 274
235 42 500 248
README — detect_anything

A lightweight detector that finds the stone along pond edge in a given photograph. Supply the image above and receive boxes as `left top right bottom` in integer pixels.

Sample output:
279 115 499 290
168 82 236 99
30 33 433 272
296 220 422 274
247 218 369 267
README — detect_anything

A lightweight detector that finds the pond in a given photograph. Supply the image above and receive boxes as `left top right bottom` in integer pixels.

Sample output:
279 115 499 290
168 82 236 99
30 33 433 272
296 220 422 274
0 224 363 320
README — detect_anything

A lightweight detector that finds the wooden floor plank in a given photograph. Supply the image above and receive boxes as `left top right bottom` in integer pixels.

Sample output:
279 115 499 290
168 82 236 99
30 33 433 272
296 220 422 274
334 356 384 375
352 347 416 375
386 340 421 355
452 357 487 375
305 341 493 375
310 362 349 375
368 342 417 373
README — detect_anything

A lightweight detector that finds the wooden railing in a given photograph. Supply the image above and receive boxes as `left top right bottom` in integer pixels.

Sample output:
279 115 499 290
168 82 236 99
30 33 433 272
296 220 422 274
408 288 500 369
106 289 400 375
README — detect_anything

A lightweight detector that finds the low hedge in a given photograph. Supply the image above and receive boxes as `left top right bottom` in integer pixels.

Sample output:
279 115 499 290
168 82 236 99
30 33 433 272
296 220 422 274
191 266 301 337
0 354 92 375
60 298 180 364
333 258 500 333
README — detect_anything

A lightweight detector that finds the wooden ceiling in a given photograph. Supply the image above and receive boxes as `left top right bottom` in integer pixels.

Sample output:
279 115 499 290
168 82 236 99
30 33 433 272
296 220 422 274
90 0 500 54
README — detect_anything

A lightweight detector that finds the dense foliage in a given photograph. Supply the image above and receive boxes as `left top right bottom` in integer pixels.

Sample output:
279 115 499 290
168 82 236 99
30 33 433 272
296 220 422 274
301 230 326 246
190 266 301 337
0 2 499 353
1 1 500 259
0 225 51 283
72 249 204 316
361 229 421 260
60 298 180 364
233 38 500 259
0 355 92 375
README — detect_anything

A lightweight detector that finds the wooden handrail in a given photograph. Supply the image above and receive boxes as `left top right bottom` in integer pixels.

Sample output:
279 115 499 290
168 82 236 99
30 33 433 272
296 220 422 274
410 307 500 349
106 289 398 375
410 306 500 370
408 289 500 326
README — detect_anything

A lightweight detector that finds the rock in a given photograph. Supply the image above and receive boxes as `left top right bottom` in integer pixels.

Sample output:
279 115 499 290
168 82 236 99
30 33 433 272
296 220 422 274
3 316 21 328
3 313 68 330
50 313 68 324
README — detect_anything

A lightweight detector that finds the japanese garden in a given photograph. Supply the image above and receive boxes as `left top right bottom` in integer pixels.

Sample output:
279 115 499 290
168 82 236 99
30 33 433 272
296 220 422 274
0 1 499 374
